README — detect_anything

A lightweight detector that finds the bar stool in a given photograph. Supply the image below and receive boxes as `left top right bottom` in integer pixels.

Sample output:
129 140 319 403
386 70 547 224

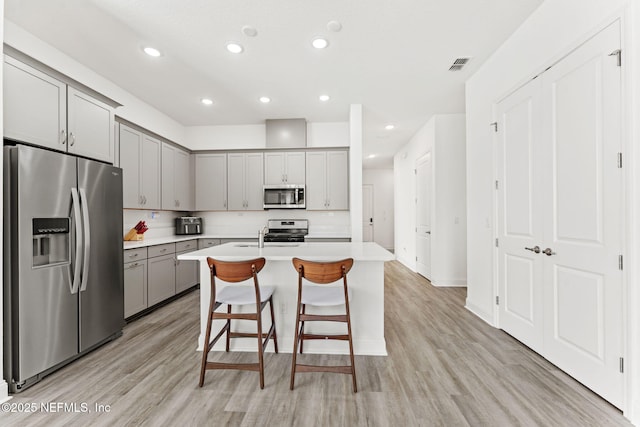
290 257 357 392
199 257 278 389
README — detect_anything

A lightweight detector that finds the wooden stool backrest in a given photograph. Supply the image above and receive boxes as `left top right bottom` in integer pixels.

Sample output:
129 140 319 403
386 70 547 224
292 258 354 284
207 257 266 282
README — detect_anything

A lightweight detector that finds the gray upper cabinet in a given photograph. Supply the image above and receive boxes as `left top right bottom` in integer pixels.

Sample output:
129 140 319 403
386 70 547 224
264 151 306 185
4 56 114 164
162 143 193 211
119 124 161 209
66 87 114 163
195 153 227 210
305 150 349 210
4 56 66 151
228 152 264 210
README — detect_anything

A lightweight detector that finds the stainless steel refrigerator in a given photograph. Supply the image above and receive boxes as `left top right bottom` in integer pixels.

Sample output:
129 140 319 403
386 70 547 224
3 143 124 392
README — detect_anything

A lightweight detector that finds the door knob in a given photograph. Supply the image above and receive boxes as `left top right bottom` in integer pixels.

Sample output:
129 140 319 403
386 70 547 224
525 246 540 253
542 248 556 256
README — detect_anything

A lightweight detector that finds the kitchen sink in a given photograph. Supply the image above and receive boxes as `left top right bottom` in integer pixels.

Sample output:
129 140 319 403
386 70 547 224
234 244 299 248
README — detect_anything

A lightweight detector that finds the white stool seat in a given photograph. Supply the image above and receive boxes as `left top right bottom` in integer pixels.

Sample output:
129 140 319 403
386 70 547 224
217 285 275 305
301 284 352 307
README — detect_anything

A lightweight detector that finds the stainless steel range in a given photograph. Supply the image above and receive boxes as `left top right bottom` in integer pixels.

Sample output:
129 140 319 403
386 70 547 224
264 219 308 242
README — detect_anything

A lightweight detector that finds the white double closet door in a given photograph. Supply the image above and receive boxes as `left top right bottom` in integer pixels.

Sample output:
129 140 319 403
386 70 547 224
496 21 623 408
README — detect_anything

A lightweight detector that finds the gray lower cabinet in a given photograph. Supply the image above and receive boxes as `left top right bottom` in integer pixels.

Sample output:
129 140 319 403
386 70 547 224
124 248 148 318
125 241 201 319
147 243 177 307
198 238 221 249
175 240 198 293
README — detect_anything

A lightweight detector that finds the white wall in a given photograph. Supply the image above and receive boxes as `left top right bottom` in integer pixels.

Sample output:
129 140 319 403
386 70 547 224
394 114 467 284
465 0 632 324
184 122 349 151
4 20 186 146
363 169 394 250
432 115 467 286
465 0 639 421
394 119 433 269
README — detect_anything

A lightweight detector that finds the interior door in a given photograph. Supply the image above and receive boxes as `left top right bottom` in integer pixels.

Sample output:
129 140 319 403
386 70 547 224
496 77 544 353
495 21 623 408
362 184 374 242
415 153 432 279
540 21 622 407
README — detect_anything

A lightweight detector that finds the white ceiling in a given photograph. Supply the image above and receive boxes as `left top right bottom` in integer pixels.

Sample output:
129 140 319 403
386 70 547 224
5 0 542 168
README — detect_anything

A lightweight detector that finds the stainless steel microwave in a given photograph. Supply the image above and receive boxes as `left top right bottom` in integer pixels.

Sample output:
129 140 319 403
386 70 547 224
263 185 305 209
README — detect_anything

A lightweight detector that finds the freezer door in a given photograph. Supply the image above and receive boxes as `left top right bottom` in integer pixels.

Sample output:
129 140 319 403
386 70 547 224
8 145 79 382
77 158 124 351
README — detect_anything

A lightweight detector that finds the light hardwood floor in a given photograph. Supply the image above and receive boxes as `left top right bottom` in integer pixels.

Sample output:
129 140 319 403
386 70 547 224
1 261 631 426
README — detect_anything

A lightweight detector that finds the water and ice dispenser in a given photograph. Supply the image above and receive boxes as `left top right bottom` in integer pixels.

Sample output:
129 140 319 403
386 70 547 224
32 218 70 267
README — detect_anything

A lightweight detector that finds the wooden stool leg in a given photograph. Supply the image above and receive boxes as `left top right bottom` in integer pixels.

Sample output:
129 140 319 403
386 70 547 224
225 305 232 352
199 311 214 387
299 304 306 354
346 313 357 393
257 309 265 389
269 296 279 353
290 302 302 390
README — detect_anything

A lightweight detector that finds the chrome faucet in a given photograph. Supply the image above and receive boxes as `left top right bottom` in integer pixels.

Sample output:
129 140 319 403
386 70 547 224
258 226 267 248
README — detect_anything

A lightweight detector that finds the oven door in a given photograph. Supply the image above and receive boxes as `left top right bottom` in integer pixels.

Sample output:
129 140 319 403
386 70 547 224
263 185 306 209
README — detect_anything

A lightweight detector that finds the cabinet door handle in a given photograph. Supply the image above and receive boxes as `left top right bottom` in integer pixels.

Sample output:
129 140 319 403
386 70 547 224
525 246 540 253
128 262 139 268
69 132 76 146
542 248 556 256
129 253 139 258
61 129 67 145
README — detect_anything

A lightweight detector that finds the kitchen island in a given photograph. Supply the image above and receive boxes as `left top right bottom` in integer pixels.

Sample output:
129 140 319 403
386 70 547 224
178 242 395 356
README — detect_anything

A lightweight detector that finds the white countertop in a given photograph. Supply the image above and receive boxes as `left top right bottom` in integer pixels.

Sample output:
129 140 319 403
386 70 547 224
177 242 395 262
123 233 351 250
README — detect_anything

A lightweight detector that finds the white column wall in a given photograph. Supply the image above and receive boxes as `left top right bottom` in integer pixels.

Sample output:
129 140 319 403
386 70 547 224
432 114 467 286
349 104 363 242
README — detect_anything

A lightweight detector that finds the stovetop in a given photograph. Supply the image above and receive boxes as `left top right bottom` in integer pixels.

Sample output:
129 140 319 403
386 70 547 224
265 219 308 242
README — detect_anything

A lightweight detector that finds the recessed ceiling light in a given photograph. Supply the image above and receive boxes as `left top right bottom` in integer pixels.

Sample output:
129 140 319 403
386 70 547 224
312 37 329 49
259 96 271 103
327 20 342 32
143 46 162 57
201 98 214 106
242 25 258 37
385 124 395 130
226 42 244 54
367 154 377 159
319 94 330 102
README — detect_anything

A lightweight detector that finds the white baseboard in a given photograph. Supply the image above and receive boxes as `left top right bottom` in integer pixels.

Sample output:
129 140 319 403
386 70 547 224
431 278 467 287
0 380 10 403
465 300 496 327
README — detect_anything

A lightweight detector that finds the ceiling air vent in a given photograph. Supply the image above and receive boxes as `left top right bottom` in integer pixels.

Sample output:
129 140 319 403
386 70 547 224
449 57 471 71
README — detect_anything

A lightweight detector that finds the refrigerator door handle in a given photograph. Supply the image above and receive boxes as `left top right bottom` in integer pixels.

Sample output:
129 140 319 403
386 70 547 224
79 188 91 292
70 188 83 294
